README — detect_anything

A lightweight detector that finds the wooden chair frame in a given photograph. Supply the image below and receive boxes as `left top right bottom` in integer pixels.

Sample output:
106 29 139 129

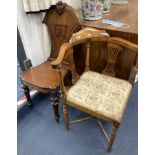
20 1 82 122
51 27 138 151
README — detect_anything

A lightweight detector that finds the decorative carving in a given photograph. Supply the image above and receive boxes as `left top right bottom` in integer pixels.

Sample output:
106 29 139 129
56 1 66 15
102 43 122 76
55 25 67 43
43 1 82 59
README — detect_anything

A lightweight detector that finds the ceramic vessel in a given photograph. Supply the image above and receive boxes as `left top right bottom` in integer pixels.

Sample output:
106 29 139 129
81 0 103 20
111 0 128 5
102 0 111 13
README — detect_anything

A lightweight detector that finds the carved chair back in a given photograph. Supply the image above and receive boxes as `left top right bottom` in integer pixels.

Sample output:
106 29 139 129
51 27 138 93
43 1 82 59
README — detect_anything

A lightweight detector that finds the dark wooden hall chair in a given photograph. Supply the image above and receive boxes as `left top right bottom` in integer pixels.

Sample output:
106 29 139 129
20 1 82 122
51 27 138 151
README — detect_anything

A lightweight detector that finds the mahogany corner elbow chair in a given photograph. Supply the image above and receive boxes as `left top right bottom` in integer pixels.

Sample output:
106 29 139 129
20 1 82 122
51 27 138 151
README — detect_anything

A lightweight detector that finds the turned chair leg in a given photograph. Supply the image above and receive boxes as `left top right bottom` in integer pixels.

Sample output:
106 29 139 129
61 94 69 130
63 103 69 130
50 86 60 122
22 85 33 108
20 76 33 108
107 122 120 152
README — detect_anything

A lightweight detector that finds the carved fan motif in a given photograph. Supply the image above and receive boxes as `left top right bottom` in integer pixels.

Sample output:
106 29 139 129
102 43 122 76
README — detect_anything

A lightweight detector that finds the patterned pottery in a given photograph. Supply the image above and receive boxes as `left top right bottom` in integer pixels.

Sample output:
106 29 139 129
111 0 128 5
81 0 103 20
102 0 111 13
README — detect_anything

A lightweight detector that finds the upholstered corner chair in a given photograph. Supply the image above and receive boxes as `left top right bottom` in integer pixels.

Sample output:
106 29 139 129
20 1 82 122
51 27 138 151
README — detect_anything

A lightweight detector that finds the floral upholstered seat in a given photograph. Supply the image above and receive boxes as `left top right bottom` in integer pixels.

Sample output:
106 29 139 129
67 71 132 122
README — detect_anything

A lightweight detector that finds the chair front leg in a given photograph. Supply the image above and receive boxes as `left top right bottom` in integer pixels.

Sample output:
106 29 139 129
63 103 69 130
107 122 120 152
22 85 33 108
61 92 69 130
50 86 60 122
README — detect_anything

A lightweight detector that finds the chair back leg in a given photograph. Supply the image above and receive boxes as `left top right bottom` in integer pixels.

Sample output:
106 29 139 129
107 122 120 152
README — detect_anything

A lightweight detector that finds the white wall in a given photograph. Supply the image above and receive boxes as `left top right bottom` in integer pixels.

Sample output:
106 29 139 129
66 0 81 10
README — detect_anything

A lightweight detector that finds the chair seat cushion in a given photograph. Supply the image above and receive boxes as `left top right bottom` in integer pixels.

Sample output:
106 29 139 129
67 71 132 122
21 61 68 91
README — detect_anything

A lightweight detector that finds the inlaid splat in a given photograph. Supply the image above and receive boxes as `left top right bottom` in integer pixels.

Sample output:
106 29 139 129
102 43 122 76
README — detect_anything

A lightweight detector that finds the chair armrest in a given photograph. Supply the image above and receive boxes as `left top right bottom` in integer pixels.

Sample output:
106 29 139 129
51 42 71 68
51 42 72 95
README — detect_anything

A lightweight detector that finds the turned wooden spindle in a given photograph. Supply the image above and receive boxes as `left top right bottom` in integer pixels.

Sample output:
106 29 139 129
85 41 91 71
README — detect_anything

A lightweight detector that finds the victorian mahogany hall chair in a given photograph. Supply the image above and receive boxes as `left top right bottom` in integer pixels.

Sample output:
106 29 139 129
51 27 138 151
20 1 82 122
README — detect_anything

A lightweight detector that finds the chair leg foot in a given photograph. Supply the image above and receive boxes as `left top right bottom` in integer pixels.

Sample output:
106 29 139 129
53 103 60 122
63 104 69 130
22 85 33 108
107 122 120 152
56 117 59 123
51 86 60 123
28 103 33 108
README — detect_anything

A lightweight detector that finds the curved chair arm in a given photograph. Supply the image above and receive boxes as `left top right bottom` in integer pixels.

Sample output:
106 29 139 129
51 42 73 95
51 42 72 68
111 37 138 51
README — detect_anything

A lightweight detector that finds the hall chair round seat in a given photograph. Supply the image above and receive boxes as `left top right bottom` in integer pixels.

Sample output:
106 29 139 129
22 61 68 93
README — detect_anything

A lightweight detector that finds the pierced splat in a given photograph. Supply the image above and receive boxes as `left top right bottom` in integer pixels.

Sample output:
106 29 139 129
102 43 122 76
63 48 80 84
